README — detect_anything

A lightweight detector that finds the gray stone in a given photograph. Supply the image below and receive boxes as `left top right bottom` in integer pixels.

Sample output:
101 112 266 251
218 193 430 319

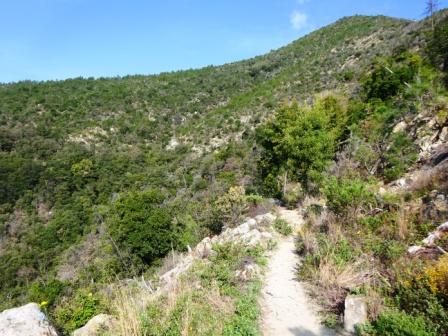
233 222 251 236
440 127 448 141
245 218 258 229
392 121 407 133
255 213 276 226
0 303 58 336
344 295 368 333
73 314 116 336
261 232 273 241
242 229 262 247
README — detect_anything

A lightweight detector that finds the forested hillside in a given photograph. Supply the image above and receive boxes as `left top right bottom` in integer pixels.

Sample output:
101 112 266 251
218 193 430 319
1 10 447 335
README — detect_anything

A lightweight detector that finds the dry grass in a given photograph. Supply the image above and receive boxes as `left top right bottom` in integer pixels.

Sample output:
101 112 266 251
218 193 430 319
364 287 385 320
396 199 412 240
314 256 372 311
157 250 186 277
110 285 150 336
318 257 371 291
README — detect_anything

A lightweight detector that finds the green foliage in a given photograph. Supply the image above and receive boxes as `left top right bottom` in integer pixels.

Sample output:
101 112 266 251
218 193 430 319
143 243 264 336
360 310 436 336
214 186 248 228
0 152 42 204
362 53 421 101
222 281 261 336
257 94 347 193
273 218 292 236
395 274 448 334
383 132 418 181
53 290 104 333
371 239 406 263
108 189 180 266
28 279 66 308
323 177 374 215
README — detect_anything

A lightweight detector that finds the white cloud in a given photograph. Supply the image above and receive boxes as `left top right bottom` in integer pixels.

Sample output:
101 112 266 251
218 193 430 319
290 10 308 30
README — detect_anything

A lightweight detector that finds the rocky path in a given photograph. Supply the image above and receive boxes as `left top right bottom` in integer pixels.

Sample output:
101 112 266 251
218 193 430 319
260 208 334 336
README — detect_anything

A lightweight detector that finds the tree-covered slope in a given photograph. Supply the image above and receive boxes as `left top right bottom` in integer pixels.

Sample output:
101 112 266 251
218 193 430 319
0 13 434 333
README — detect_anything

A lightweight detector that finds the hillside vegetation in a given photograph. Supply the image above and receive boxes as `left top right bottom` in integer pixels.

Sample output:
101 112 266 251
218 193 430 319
1 9 448 335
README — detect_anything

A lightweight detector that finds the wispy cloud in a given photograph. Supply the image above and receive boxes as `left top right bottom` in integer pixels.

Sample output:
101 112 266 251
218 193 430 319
290 10 308 30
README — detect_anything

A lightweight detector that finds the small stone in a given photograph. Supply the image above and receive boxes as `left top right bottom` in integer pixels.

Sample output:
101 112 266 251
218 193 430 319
344 295 368 333
440 127 448 141
233 223 250 236
392 121 407 133
261 232 273 240
242 229 262 247
245 218 257 229
255 213 276 226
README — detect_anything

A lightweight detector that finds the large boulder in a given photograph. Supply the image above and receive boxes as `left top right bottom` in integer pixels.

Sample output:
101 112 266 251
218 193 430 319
344 295 368 333
73 314 116 336
0 303 58 336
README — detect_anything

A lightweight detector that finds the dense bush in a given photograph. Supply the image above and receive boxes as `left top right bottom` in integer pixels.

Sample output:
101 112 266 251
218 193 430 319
395 278 448 335
256 94 347 194
361 310 436 336
382 132 418 181
53 290 104 333
28 279 67 308
0 153 42 204
214 186 247 228
362 53 421 101
108 189 181 266
323 177 374 216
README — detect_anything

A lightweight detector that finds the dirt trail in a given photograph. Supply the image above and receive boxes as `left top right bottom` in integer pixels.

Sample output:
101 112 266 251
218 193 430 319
261 208 334 336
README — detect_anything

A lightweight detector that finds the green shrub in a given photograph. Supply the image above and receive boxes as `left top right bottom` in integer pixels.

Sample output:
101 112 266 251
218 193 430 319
361 310 436 336
382 132 418 181
256 94 347 191
362 53 420 101
53 290 104 333
273 218 292 236
372 239 406 263
395 273 448 334
323 177 375 216
28 279 66 308
215 186 248 228
108 189 180 266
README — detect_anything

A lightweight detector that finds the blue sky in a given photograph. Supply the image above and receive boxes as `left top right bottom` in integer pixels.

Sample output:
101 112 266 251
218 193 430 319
0 0 446 83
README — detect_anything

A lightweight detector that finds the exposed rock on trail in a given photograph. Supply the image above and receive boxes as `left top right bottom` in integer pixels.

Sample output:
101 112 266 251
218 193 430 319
261 208 334 336
0 303 58 336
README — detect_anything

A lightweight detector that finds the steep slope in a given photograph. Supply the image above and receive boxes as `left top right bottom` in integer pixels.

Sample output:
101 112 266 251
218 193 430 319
0 13 429 334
